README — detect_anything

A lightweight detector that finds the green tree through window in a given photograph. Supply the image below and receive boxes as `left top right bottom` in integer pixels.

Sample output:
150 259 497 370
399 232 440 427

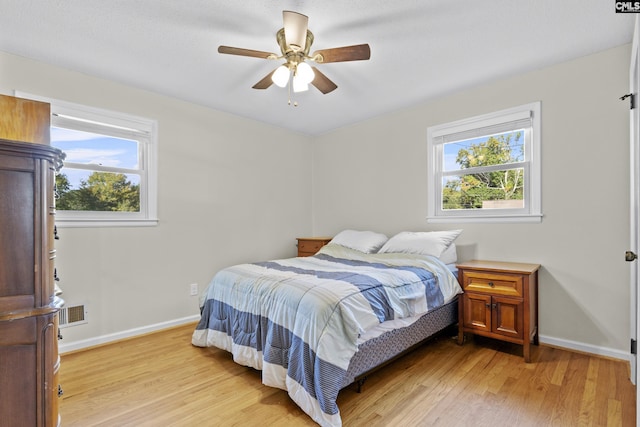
443 132 524 210
56 171 140 212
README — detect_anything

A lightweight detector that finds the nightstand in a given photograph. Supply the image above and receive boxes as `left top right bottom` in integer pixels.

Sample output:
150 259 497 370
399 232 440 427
296 237 332 257
456 260 540 362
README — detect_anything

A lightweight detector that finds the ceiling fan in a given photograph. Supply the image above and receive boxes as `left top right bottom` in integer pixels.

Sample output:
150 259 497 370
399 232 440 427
218 11 371 97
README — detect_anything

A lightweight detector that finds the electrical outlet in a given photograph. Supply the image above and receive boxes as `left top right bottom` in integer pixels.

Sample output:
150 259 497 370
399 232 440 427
190 283 198 296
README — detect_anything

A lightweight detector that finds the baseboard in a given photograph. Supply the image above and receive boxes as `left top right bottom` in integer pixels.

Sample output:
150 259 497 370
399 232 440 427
59 314 200 354
539 334 630 362
59 320 631 362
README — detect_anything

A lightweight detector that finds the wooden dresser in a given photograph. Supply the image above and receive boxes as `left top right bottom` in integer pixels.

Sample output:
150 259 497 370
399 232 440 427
0 95 65 426
456 260 540 362
296 237 332 257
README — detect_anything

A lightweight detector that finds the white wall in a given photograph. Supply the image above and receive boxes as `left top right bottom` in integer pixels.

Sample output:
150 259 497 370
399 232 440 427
0 51 314 350
0 44 633 358
312 45 632 358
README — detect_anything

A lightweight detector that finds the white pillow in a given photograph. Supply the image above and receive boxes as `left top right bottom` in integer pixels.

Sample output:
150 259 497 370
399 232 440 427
330 230 389 254
439 243 458 265
377 230 462 258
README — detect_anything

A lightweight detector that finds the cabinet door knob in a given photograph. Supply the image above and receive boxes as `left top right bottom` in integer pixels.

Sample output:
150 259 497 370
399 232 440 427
488 281 494 287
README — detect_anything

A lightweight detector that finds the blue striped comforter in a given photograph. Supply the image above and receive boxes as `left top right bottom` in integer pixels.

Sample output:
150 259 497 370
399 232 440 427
192 244 461 427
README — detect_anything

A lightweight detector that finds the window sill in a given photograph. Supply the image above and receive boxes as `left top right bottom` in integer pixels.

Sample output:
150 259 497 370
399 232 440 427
55 218 159 228
427 214 542 224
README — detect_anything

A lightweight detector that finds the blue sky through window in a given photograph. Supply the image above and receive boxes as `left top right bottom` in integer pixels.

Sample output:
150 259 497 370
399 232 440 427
51 126 140 189
442 130 524 172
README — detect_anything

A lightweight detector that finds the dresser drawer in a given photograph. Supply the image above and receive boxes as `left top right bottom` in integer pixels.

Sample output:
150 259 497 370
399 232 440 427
461 270 523 297
0 316 37 345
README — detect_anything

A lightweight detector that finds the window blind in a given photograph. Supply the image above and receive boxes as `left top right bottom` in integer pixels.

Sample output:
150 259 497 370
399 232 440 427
432 110 532 145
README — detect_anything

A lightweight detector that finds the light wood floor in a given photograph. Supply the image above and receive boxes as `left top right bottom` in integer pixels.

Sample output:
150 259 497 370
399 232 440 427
60 323 635 426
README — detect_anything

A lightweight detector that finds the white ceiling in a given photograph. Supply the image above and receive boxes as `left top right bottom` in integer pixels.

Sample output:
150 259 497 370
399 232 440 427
0 1 635 135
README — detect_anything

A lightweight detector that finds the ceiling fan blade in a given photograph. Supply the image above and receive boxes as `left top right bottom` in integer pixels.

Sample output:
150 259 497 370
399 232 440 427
283 10 308 51
252 70 276 90
310 67 337 94
312 44 371 63
218 46 276 59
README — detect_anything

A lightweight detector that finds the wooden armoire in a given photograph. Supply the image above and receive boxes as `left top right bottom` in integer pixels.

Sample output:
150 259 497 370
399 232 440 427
0 94 65 426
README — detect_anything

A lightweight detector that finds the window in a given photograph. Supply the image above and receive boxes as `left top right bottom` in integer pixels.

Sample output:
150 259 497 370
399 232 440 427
427 102 541 223
16 92 158 227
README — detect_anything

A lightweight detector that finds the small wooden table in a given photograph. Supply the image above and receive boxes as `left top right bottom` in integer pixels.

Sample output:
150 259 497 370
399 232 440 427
456 260 540 362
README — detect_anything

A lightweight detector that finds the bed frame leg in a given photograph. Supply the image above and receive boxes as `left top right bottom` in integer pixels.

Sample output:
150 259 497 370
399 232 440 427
356 377 367 393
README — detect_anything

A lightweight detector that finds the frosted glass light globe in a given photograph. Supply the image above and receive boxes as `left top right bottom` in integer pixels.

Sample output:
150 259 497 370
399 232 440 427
272 65 290 88
292 75 309 92
296 62 315 84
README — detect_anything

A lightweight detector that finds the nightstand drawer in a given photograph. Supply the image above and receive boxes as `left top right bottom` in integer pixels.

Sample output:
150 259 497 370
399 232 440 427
461 270 523 297
298 240 325 254
296 237 332 257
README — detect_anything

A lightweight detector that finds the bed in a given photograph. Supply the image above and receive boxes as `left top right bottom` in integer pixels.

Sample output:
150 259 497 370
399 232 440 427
192 230 462 427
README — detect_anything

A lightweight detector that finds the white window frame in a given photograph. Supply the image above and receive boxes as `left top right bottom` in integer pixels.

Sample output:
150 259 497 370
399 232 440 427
16 91 158 227
427 102 542 223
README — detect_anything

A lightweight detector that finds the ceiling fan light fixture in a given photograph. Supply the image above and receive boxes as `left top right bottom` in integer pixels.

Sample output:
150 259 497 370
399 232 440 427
292 75 309 93
296 62 315 84
218 10 371 97
272 65 290 87
283 11 308 51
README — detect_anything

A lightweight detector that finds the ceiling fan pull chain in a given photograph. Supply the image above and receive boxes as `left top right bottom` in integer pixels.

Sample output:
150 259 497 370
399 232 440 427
286 75 299 107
